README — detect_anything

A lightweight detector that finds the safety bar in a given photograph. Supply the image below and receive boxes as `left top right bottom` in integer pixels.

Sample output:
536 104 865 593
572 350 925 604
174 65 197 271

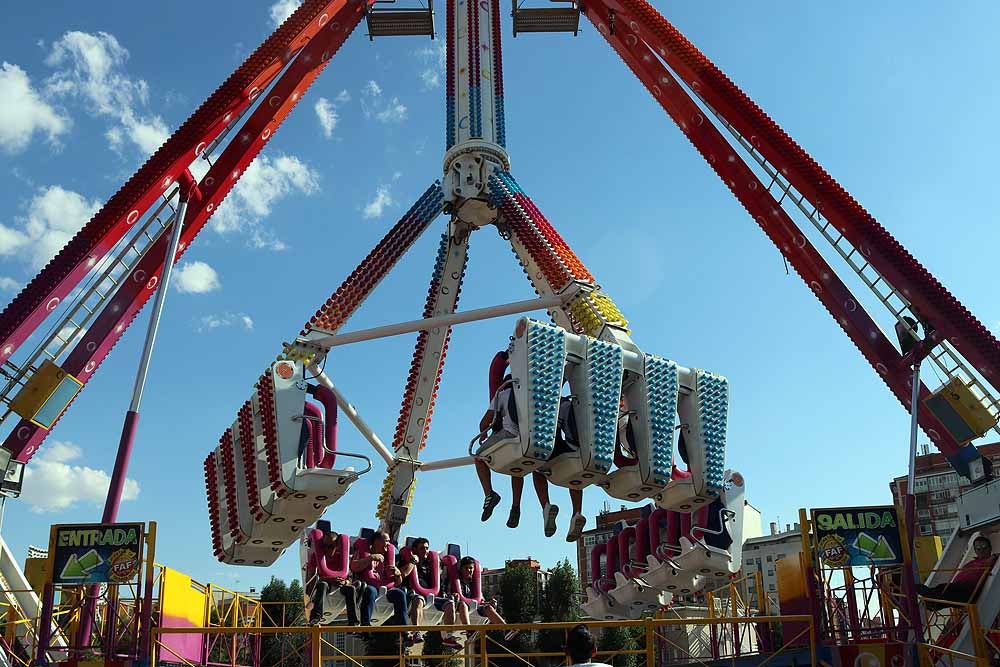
468 431 487 456
690 508 737 539
329 451 373 478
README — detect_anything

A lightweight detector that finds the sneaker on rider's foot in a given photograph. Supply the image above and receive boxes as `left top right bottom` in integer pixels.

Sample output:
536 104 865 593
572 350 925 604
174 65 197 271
506 506 520 528
503 630 520 641
543 503 559 537
481 491 502 521
442 635 462 650
566 513 586 542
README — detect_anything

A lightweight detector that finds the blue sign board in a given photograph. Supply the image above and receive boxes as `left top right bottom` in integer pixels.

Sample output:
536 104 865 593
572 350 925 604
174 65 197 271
811 506 903 568
50 523 144 585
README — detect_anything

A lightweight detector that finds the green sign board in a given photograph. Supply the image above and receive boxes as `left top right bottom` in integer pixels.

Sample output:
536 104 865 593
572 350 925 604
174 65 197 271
49 523 144 585
811 506 903 568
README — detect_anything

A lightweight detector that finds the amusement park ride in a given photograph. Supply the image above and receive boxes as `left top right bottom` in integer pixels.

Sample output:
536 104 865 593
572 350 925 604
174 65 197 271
2 0 1000 662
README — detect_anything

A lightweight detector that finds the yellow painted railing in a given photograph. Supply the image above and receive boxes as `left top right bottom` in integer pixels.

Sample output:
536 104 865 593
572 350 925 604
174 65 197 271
152 614 817 667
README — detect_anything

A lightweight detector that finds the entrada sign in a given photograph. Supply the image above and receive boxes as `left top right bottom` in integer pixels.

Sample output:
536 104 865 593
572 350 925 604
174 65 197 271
49 523 144 585
811 506 903 568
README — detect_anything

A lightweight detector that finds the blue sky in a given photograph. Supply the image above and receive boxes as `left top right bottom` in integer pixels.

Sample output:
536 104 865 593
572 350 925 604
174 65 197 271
2 1 999 592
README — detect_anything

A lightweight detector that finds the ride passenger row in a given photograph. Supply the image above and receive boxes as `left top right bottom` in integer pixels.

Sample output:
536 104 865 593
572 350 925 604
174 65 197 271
303 523 511 648
471 318 731 543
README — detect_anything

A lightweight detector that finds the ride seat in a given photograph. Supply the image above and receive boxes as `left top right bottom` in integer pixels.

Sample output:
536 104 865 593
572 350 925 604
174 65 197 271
441 551 489 624
353 531 399 624
642 508 702 594
475 319 568 476
658 369 728 511
399 541 443 625
544 337 624 488
478 319 620 488
300 522 351 623
671 485 746 579
604 354 679 502
205 360 371 566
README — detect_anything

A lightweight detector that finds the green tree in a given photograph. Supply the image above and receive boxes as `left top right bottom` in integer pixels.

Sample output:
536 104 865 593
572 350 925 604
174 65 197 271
259 576 306 667
598 625 643 667
538 559 582 664
498 564 536 622
492 564 538 667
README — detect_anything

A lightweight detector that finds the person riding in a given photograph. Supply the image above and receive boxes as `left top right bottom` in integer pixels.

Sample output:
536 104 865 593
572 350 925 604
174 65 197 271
474 351 585 541
397 537 435 646
564 624 614 667
436 556 511 648
918 536 997 604
349 530 409 628
307 526 370 626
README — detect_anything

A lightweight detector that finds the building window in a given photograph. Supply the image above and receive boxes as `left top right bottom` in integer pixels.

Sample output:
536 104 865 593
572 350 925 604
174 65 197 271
769 584 775 591
767 570 774 577
766 555 772 562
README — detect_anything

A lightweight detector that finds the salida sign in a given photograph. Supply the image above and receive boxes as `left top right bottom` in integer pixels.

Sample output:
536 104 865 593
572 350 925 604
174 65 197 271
50 523 144 585
811 506 903 568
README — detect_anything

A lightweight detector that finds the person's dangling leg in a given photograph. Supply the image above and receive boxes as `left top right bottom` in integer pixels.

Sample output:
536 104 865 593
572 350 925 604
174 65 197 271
359 584 377 626
340 583 359 625
566 488 586 542
476 460 501 521
532 472 559 537
386 588 409 626
440 601 461 649
310 580 329 624
507 475 524 528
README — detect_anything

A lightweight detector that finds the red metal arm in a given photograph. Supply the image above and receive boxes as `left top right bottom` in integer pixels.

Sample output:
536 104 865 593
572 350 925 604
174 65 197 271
581 1 968 461
3 2 367 462
608 0 1000 385
0 0 360 366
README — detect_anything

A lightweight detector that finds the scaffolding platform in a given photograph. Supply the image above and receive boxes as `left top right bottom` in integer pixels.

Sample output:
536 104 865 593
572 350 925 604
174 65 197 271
511 0 580 36
365 0 435 39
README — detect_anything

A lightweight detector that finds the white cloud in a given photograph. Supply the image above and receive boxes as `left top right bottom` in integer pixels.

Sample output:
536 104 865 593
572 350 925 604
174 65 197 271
20 441 140 513
419 69 440 90
415 43 446 90
196 312 255 334
376 98 407 123
0 62 71 153
174 261 221 294
210 154 319 250
313 89 351 138
44 31 169 158
363 185 394 220
0 185 101 269
314 97 339 138
0 277 21 291
269 0 303 26
360 80 407 124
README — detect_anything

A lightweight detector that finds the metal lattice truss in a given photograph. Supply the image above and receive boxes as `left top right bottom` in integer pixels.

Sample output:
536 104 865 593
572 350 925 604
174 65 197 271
1 0 999 543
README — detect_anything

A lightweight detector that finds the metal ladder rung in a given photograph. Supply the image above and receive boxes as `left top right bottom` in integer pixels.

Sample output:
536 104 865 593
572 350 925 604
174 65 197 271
695 93 1000 439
